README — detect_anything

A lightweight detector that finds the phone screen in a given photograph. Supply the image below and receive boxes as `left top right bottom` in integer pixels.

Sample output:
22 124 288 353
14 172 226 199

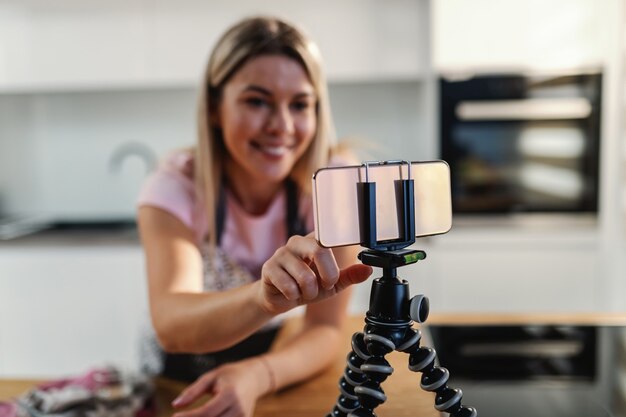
312 161 452 248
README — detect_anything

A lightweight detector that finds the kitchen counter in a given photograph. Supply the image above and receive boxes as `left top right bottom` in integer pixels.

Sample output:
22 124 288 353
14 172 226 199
0 222 139 247
426 312 626 326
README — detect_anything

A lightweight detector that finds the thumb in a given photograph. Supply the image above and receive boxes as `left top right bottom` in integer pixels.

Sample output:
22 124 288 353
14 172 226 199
334 264 373 293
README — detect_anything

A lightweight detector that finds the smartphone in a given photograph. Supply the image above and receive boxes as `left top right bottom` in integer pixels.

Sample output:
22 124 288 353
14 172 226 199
312 161 452 248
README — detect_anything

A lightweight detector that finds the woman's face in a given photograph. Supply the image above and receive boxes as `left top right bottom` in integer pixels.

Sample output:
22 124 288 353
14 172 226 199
217 54 317 186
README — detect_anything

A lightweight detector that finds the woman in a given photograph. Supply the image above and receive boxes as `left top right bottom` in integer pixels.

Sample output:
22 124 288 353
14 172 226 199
137 16 371 417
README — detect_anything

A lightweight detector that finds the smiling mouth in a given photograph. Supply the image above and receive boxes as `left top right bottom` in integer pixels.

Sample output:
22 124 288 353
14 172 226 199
251 141 295 157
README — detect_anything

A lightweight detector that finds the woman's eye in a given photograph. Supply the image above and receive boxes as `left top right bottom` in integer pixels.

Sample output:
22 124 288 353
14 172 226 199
245 97 268 108
291 101 311 112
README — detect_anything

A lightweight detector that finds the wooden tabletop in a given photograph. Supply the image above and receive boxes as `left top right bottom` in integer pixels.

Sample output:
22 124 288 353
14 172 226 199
0 316 440 417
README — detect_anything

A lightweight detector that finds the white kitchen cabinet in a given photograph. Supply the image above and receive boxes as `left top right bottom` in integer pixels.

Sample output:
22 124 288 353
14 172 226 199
0 0 429 92
148 0 429 83
0 244 148 378
432 0 617 72
423 226 601 312
0 1 149 92
435 246 599 312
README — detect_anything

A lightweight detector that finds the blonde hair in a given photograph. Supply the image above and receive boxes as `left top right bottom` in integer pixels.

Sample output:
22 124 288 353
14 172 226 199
196 16 337 245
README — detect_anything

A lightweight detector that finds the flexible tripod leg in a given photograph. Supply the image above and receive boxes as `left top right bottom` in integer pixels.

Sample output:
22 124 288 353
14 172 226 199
396 328 478 417
328 324 477 417
350 323 401 417
327 326 396 417
327 332 372 417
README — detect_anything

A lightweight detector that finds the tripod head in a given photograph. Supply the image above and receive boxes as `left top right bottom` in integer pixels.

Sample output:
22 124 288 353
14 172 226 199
358 249 430 327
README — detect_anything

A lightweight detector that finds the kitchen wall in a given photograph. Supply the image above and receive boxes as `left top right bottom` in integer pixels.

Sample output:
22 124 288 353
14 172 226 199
0 81 432 221
0 95 38 216
1 0 625 377
0 89 195 220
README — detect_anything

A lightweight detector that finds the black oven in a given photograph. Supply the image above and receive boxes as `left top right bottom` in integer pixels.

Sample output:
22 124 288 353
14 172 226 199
440 71 602 214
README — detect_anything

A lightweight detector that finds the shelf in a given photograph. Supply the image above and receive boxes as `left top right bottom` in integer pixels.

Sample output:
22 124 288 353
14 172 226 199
0 74 431 96
0 79 197 95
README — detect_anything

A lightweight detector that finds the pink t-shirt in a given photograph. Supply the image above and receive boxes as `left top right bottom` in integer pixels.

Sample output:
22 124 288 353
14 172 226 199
137 151 315 280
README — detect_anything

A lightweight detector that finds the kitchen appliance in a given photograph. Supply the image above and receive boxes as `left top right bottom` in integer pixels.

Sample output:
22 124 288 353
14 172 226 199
429 324 626 417
440 71 602 215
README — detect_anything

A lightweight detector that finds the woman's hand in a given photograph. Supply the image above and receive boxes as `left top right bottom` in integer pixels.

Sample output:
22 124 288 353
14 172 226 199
171 359 266 417
258 233 372 315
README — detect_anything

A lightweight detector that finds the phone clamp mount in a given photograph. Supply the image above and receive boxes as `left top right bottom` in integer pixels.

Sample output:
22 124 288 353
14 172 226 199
327 160 477 417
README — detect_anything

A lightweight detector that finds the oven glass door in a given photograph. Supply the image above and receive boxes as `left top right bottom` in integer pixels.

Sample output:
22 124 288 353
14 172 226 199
440 73 601 214
447 119 599 213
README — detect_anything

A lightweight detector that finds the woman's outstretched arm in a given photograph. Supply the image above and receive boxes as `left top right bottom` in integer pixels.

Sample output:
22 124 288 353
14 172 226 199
139 206 371 354
138 206 273 353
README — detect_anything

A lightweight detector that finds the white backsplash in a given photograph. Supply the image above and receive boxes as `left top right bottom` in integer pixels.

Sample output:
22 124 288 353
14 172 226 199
0 95 40 217
0 81 431 221
0 89 197 220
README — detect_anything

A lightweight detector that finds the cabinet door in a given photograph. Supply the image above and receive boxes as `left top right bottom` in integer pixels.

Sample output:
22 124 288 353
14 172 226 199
0 0 428 91
0 246 147 378
432 0 615 71
0 1 147 91
146 0 429 83
435 246 599 312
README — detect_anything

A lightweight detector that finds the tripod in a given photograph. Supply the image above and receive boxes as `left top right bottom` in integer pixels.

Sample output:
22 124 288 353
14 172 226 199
326 161 476 417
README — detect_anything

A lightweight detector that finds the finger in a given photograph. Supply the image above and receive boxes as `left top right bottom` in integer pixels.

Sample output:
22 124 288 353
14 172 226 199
265 264 302 301
172 371 216 408
280 253 318 301
333 264 373 293
172 391 232 417
312 248 340 290
287 235 339 290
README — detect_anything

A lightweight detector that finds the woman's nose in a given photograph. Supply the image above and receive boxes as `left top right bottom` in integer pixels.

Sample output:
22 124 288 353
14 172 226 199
266 105 295 136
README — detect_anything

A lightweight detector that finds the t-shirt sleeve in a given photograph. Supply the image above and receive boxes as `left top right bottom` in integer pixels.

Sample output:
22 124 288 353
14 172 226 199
137 163 197 232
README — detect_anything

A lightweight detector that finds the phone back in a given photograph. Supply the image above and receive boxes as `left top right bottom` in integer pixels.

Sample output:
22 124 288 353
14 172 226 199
312 161 452 247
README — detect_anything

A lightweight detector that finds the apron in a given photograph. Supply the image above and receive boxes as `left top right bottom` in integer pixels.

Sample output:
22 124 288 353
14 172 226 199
140 180 306 382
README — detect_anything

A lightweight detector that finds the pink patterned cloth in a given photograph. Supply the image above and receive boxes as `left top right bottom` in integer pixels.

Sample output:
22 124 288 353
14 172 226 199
0 367 155 417
36 367 118 392
0 403 17 417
